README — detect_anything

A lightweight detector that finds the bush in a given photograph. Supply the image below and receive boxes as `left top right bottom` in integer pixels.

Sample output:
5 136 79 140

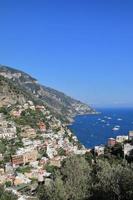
58 148 66 156
5 181 12 187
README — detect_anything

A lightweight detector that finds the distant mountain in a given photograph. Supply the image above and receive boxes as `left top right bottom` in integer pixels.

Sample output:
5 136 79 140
0 65 95 122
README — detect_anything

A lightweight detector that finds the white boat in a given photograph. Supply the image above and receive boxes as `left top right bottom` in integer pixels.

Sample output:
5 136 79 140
108 117 112 120
106 123 110 126
104 116 108 119
117 118 123 121
112 125 120 131
112 127 119 131
98 118 101 121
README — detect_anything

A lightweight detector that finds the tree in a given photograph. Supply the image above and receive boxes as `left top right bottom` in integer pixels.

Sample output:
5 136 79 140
37 155 133 200
38 155 92 200
5 181 12 187
0 186 17 200
90 159 133 200
111 143 124 159
48 172 67 200
60 155 92 200
57 147 66 156
0 141 6 154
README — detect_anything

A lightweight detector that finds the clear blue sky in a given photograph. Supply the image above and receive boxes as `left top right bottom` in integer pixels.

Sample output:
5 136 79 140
0 0 133 107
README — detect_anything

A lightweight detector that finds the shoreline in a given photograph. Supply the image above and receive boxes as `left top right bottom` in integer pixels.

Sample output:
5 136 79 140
66 111 101 126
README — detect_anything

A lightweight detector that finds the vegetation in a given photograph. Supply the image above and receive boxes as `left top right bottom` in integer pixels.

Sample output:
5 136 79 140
45 164 58 174
57 147 66 156
0 186 17 200
38 155 133 200
14 108 48 128
16 166 32 174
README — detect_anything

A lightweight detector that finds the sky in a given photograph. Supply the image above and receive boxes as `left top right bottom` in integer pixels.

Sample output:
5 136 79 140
0 0 133 108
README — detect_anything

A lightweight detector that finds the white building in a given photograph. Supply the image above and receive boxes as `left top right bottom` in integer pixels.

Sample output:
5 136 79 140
95 145 105 156
124 143 133 157
116 135 128 143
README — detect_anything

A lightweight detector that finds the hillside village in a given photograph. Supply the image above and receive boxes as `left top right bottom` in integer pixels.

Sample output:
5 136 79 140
0 99 90 200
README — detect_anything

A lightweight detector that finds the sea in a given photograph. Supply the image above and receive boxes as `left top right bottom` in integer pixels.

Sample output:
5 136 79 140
69 108 133 148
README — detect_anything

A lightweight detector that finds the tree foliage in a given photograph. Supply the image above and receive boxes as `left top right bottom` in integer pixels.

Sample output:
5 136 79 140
0 186 17 200
38 155 133 200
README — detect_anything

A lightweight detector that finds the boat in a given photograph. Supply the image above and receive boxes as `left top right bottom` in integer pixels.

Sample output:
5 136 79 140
106 123 110 126
104 116 108 119
112 127 119 131
117 118 123 121
112 125 120 131
108 117 112 120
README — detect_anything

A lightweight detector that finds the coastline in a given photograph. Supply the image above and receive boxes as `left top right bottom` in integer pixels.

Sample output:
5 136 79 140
66 110 101 126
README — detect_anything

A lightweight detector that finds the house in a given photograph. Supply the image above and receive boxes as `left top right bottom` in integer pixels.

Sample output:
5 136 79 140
116 135 128 143
46 146 57 159
95 145 105 156
129 131 133 140
36 105 46 111
39 157 49 165
124 143 133 157
38 122 46 132
50 156 62 167
38 173 44 183
108 138 116 147
0 121 16 140
14 173 31 186
23 149 38 165
0 154 3 161
11 110 22 117
11 155 24 166
21 127 36 139
0 168 5 175
0 175 7 184
22 138 33 147
12 148 38 166
5 163 14 174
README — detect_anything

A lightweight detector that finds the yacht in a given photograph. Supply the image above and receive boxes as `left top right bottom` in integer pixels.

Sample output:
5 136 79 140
117 118 122 121
112 125 120 131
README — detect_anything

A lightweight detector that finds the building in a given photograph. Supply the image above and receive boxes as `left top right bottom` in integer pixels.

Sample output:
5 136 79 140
95 146 105 156
108 138 116 147
14 173 31 186
12 148 38 166
38 122 46 132
0 121 16 140
21 127 36 139
116 135 128 143
23 149 38 165
124 143 133 157
0 128 16 139
5 163 14 174
129 131 133 140
36 105 46 111
11 110 22 117
11 155 24 166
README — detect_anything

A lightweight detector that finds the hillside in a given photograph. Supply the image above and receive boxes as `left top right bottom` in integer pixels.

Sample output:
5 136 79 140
0 65 91 200
0 65 95 122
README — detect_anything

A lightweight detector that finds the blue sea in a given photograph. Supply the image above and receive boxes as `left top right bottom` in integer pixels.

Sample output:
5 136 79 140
69 108 133 148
